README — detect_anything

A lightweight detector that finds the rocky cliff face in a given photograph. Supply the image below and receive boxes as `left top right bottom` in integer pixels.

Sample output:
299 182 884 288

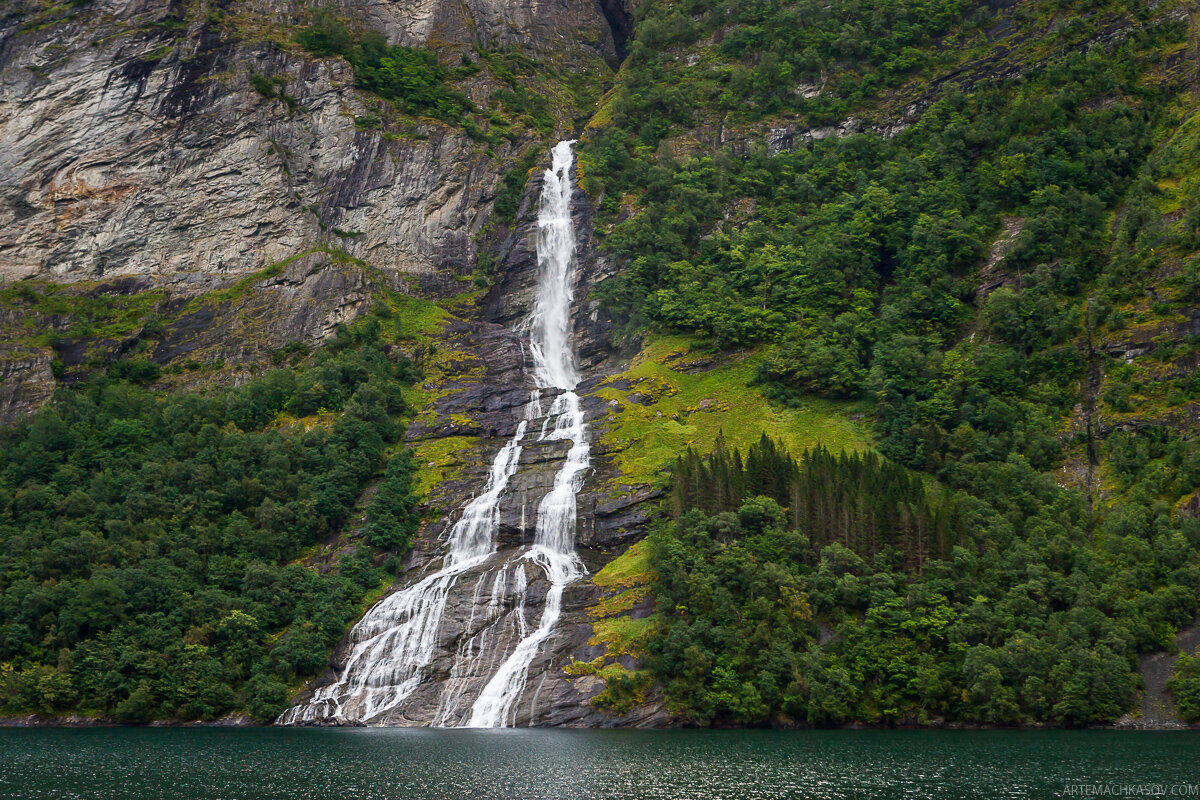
5 3 472 285
0 0 626 415
1 0 659 726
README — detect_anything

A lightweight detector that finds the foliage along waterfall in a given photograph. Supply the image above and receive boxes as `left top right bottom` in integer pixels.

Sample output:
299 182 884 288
280 141 589 727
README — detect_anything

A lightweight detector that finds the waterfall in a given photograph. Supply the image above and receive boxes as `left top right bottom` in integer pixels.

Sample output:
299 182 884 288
278 140 589 727
526 141 583 393
466 140 589 727
277 419 528 725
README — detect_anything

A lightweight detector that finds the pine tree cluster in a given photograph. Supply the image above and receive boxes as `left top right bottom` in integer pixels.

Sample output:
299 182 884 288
671 435 960 570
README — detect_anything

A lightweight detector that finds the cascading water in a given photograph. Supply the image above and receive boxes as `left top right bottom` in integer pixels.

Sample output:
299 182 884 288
466 140 589 727
279 140 589 727
277 419 528 724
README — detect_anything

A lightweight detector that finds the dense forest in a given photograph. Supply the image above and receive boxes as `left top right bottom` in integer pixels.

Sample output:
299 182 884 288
0 318 421 722
585 1 1181 443
572 0 1200 723
672 435 960 570
653 438 1200 724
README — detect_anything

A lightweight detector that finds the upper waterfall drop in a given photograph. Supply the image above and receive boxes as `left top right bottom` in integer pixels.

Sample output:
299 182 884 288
528 140 582 392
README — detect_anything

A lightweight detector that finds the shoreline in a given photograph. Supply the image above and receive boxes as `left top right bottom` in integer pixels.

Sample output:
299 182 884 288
2 714 1194 731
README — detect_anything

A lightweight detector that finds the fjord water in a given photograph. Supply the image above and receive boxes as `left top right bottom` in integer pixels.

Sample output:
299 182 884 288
4 728 1197 799
281 141 589 726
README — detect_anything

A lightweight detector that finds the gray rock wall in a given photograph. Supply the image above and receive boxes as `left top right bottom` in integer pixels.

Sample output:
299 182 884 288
0 0 619 288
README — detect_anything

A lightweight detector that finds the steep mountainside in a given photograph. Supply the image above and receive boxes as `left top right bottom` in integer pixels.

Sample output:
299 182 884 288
574 0 1200 726
3 0 1200 727
0 0 623 416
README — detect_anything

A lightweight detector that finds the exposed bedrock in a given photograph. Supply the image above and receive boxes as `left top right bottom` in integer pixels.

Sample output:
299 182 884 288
2 25 485 288
0 0 618 417
0 0 620 286
290 152 667 728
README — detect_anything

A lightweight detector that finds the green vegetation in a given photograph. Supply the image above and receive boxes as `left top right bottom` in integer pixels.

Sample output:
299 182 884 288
0 282 165 347
592 537 654 590
0 320 421 722
477 49 555 135
0 249 380 381
639 0 969 132
8 0 1200 732
582 0 1190 474
577 539 659 714
409 435 475 501
493 147 541 225
293 11 586 145
364 449 420 550
249 72 298 112
297 11 474 125
572 0 1200 726
386 292 452 344
672 436 959 569
588 30 1179 470
596 337 872 486
650 438 1200 726
182 253 294 311
590 668 654 715
1168 655 1200 722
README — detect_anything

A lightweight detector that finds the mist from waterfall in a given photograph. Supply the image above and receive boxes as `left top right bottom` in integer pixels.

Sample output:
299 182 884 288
278 140 589 727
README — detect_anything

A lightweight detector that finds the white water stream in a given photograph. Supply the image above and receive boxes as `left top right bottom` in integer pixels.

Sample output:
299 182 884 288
467 140 589 727
279 140 588 727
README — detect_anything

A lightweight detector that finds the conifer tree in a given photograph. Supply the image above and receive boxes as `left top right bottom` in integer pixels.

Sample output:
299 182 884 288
669 436 961 569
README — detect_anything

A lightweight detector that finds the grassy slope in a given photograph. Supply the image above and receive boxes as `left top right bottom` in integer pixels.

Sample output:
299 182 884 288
582 333 874 712
385 289 493 515
569 538 658 707
595 336 874 489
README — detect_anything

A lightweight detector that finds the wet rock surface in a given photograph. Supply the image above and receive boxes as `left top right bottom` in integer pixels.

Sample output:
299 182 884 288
287 151 667 728
1 0 659 727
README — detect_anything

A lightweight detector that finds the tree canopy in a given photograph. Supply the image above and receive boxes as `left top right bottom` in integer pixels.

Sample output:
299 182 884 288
0 322 421 722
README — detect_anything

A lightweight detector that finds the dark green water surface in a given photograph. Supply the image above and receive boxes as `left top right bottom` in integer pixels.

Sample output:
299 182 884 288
1 727 1196 799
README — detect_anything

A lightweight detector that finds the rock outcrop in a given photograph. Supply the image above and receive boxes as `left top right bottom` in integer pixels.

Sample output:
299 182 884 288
1 0 659 726
0 0 622 414
0 0 625 285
